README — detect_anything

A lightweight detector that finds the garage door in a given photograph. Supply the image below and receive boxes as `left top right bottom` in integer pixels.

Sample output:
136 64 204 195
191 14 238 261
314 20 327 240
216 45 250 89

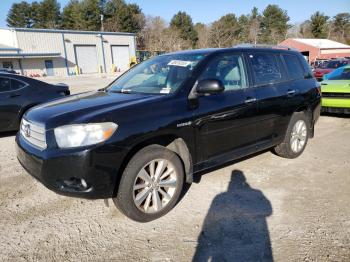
75 45 98 74
112 46 130 71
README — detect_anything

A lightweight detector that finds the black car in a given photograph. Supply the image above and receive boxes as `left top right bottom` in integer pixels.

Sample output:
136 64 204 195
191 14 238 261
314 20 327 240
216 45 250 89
16 47 321 222
0 73 70 132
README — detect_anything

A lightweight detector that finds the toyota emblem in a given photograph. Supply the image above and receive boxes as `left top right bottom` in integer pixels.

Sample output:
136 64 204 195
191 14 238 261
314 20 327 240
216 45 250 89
24 124 31 137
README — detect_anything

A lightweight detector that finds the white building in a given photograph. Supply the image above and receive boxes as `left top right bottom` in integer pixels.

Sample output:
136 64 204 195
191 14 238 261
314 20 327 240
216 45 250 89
0 28 137 76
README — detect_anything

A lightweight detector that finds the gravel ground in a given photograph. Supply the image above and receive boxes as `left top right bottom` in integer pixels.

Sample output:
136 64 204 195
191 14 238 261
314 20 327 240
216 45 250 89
0 76 349 261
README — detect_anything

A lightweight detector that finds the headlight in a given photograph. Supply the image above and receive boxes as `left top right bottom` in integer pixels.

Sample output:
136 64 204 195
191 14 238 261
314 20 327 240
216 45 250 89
54 122 118 148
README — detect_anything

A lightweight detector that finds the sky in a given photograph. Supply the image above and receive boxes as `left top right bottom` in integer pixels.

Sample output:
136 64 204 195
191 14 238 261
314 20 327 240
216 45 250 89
1 0 349 28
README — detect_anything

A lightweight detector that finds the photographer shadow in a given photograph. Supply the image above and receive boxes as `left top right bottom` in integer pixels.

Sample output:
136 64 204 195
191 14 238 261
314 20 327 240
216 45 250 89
193 170 273 262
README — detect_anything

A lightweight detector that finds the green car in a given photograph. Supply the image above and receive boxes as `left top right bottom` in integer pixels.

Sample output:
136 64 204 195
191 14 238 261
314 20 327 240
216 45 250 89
321 65 350 114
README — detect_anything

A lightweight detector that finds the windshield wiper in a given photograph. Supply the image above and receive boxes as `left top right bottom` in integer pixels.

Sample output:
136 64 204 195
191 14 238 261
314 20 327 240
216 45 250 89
109 88 132 94
121 88 132 93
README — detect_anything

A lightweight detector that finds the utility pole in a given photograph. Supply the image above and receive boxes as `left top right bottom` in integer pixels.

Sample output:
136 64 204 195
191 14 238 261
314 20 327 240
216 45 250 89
101 14 104 32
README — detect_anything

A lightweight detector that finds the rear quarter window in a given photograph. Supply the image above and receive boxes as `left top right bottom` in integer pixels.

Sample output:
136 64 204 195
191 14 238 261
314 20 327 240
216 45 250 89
11 79 27 90
282 54 305 80
248 53 283 86
0 77 11 92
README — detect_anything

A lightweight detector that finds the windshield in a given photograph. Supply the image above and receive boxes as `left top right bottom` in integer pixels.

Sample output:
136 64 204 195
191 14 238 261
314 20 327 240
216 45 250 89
107 53 207 94
326 66 350 80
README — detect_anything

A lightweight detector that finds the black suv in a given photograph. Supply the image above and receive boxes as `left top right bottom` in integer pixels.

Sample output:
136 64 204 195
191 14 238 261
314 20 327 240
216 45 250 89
16 47 321 222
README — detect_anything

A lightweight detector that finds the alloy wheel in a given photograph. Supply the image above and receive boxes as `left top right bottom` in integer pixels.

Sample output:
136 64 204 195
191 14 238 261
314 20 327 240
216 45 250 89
133 159 178 213
290 120 307 153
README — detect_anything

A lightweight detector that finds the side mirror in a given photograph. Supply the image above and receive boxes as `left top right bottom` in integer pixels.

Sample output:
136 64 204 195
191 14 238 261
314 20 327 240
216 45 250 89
196 79 225 95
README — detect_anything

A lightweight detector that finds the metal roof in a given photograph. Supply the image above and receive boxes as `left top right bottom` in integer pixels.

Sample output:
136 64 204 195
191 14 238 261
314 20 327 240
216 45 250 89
292 38 350 49
0 44 20 50
0 52 61 59
1 27 136 36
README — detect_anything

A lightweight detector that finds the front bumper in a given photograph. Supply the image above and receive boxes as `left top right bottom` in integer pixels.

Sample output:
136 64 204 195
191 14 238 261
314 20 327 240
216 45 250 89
16 134 127 199
321 97 350 114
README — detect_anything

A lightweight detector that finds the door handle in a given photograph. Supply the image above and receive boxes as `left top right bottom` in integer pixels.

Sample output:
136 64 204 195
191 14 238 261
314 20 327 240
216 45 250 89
7 93 20 98
245 97 257 104
287 90 296 96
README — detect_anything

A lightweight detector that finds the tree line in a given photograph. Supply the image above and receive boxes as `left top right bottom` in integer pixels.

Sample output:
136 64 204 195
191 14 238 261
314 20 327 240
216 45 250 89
6 0 350 52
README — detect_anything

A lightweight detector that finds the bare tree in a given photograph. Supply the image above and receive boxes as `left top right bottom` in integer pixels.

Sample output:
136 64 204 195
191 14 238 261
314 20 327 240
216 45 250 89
194 23 210 48
209 14 239 48
140 16 191 52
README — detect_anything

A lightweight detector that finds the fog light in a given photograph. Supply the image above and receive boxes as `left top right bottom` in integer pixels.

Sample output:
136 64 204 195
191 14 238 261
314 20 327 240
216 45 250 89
60 177 89 191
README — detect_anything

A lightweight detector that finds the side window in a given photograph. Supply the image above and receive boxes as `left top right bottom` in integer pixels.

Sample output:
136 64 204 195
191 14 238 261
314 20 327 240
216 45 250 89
0 77 11 92
248 53 282 85
198 54 247 91
11 79 26 90
282 54 305 80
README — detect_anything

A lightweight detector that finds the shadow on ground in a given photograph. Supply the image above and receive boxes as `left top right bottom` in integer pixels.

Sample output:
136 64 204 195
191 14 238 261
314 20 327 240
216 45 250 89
193 170 273 262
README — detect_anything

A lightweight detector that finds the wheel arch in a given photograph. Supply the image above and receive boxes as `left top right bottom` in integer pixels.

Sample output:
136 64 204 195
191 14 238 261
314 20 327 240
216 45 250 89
114 134 193 197
294 105 314 138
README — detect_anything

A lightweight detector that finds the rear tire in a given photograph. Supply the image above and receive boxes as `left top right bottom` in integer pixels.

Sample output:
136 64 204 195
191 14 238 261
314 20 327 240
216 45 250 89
274 112 309 159
114 145 184 222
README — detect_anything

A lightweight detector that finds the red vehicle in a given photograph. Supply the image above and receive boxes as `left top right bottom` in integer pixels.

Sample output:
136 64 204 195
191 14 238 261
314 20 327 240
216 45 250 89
314 59 349 81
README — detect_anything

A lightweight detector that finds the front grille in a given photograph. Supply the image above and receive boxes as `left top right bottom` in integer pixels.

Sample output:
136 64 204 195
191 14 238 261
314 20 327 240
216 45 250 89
20 118 47 150
322 92 350 99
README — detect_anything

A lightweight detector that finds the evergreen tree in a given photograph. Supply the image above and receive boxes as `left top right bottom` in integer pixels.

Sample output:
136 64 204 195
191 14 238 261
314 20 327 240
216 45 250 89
310 11 329 38
6 1 33 28
30 2 42 28
104 0 144 33
36 0 61 28
260 5 290 44
80 0 101 31
61 0 82 29
170 11 198 47
237 15 250 43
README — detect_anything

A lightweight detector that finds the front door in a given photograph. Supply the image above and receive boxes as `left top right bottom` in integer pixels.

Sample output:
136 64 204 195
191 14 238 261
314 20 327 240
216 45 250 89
193 53 258 162
45 60 54 76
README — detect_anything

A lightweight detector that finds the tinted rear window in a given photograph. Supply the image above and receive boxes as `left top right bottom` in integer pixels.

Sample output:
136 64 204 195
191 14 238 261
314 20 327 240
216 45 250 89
11 79 26 90
282 54 304 80
0 77 11 92
248 53 282 85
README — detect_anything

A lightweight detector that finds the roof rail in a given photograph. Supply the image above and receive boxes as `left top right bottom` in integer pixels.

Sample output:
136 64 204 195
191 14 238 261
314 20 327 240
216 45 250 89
233 43 298 51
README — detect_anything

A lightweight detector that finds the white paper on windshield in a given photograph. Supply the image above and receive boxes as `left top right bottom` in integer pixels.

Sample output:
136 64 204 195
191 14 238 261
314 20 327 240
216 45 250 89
168 60 193 67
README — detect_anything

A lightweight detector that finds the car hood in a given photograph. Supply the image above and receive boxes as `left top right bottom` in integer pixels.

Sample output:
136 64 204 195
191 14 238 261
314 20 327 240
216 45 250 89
25 91 160 129
321 80 350 93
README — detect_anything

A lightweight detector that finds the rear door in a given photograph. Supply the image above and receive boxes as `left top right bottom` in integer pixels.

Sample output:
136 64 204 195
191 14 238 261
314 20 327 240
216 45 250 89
246 51 290 145
280 53 309 116
193 52 258 161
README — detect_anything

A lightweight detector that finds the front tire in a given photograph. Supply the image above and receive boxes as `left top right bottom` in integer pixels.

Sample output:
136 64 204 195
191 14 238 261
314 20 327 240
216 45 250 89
274 112 309 159
114 145 184 222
